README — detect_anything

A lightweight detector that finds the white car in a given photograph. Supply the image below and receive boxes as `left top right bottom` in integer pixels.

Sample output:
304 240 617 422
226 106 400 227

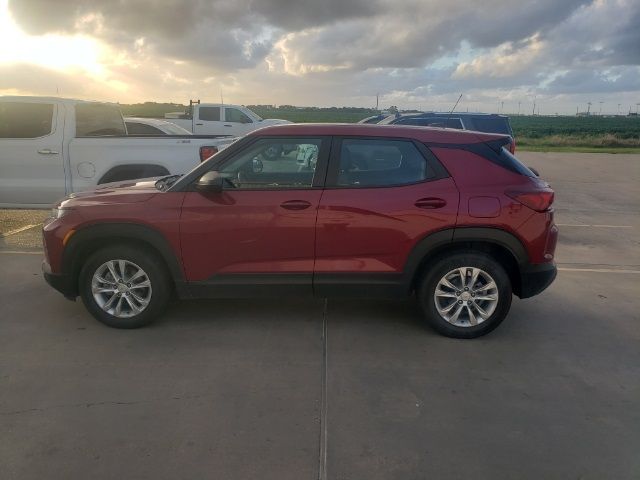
0 96 237 208
164 102 290 136
125 117 193 135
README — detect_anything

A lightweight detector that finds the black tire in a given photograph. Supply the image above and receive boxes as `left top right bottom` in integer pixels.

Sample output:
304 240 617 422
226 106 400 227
417 252 512 339
78 245 172 329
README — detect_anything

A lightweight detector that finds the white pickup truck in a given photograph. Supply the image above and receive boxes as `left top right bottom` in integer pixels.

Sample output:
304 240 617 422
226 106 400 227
0 96 236 208
163 102 290 136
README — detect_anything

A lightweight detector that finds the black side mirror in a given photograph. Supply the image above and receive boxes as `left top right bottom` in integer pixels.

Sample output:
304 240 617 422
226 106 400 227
195 171 224 193
529 167 540 177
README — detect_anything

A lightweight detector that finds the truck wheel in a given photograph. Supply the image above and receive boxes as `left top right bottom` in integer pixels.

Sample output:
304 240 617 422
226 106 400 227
417 252 512 339
78 245 171 329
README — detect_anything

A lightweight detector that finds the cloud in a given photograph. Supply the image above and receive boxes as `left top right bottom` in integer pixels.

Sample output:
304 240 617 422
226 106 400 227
3 0 639 112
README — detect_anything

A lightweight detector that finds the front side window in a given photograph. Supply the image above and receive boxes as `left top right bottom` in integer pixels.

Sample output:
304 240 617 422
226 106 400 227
337 139 433 187
0 102 54 138
218 138 322 189
225 108 252 124
199 107 220 121
76 103 126 136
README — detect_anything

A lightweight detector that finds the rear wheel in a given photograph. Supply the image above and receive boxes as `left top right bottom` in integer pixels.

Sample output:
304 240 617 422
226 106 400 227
417 252 512 338
79 245 171 328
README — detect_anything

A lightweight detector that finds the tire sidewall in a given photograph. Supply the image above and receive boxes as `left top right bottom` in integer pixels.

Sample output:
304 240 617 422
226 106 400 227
418 252 512 339
79 245 171 329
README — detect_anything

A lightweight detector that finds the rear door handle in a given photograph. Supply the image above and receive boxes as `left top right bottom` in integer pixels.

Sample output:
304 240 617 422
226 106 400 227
37 149 59 155
195 123 203 126
280 200 312 210
224 124 233 127
415 197 447 209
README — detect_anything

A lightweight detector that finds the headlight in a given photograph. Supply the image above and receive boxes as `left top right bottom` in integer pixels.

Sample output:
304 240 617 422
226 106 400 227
50 207 71 219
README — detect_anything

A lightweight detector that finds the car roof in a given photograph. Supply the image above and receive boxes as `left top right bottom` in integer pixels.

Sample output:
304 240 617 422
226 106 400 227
251 123 507 144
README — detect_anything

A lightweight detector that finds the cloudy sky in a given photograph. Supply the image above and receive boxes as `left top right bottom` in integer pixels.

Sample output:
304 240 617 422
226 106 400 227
0 0 639 114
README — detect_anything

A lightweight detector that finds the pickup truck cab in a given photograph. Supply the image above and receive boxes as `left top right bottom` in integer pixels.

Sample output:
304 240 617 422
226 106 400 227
0 97 236 208
164 102 290 136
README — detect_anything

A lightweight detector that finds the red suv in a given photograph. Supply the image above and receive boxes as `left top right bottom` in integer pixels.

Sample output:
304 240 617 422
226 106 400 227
43 124 557 338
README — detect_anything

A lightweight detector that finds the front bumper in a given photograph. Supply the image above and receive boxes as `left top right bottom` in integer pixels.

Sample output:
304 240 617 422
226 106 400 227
518 262 557 299
42 260 77 300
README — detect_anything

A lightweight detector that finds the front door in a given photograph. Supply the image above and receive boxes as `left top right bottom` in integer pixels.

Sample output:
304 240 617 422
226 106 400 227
223 107 255 136
180 136 330 296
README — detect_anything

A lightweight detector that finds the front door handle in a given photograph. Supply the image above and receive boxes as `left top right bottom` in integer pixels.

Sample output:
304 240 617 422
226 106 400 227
224 124 233 127
195 123 203 126
415 197 447 209
280 200 312 211
38 148 59 155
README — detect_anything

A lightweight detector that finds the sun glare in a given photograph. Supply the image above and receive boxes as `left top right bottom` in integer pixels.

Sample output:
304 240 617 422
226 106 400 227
0 0 104 76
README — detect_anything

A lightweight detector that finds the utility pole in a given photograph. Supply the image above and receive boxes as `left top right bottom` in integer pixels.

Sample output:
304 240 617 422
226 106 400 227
376 93 379 111
500 101 504 114
599 101 603 115
532 96 536 116
618 103 622 115
587 102 592 115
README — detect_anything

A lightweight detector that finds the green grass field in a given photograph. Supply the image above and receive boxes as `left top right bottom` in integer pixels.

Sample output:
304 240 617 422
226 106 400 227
120 102 640 153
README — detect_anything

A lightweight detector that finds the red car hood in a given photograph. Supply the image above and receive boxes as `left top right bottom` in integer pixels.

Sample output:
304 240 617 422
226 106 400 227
62 178 162 206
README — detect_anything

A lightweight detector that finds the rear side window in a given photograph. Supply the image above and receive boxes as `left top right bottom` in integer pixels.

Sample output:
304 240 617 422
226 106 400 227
467 117 512 135
0 102 54 138
199 107 221 121
337 139 436 187
76 103 126 136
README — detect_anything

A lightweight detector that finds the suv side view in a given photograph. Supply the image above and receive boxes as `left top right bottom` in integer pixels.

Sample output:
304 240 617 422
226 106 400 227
42 124 557 338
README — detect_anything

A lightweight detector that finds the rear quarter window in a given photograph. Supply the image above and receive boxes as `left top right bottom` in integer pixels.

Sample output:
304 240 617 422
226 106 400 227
0 102 54 138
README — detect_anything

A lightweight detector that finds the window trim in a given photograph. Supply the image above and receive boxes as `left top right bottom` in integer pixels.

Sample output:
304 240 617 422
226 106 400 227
0 101 57 140
183 135 332 192
324 136 449 189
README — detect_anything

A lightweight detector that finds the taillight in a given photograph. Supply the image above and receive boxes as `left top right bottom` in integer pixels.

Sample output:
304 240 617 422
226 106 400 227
199 146 218 162
509 138 516 154
506 188 554 212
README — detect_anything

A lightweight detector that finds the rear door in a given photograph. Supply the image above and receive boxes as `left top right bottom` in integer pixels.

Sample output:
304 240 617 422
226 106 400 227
0 100 65 207
193 106 224 135
314 137 459 295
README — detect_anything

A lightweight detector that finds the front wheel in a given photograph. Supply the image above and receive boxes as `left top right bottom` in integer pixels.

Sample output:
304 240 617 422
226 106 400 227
79 245 171 328
417 252 512 338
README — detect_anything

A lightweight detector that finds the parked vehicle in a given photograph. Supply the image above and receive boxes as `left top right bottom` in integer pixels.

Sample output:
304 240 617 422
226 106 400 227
0 97 236 208
125 117 192 135
163 101 290 136
42 123 557 338
381 112 515 145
